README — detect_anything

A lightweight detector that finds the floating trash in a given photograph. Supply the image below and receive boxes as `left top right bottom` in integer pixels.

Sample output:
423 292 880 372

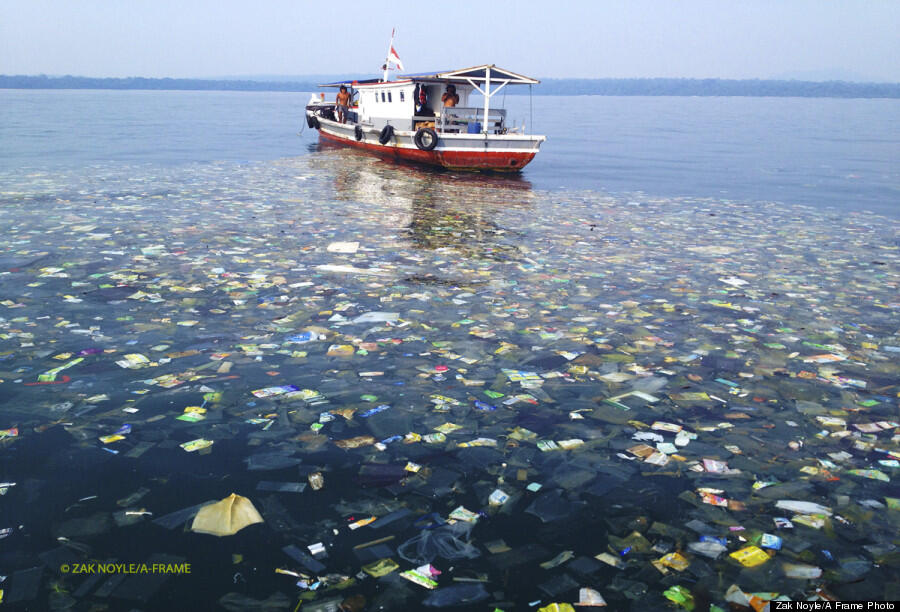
190 493 264 537
0 151 898 609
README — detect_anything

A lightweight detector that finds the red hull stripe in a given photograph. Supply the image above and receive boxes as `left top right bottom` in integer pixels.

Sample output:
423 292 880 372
318 129 536 171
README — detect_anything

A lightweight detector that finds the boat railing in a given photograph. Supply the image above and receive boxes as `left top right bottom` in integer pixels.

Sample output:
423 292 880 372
413 107 507 134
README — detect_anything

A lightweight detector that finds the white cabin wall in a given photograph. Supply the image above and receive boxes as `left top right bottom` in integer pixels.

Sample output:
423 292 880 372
356 82 415 128
455 86 471 107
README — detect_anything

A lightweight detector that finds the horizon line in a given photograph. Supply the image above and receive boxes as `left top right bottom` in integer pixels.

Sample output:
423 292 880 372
4 73 900 86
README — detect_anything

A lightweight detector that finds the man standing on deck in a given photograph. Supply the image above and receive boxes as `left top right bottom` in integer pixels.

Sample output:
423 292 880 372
335 86 351 123
441 84 459 108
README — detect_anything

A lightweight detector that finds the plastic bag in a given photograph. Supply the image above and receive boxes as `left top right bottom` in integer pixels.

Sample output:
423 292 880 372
398 522 480 565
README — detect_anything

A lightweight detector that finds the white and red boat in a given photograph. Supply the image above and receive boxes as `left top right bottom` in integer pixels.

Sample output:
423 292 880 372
304 39 545 172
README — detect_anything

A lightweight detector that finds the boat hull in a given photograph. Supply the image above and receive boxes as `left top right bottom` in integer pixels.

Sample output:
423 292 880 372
312 118 542 172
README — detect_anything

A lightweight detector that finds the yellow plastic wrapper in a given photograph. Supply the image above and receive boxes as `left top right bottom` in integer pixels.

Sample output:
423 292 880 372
180 438 213 452
191 493 264 537
538 604 575 612
729 545 771 567
326 344 355 357
659 551 690 571
362 558 399 577
435 422 462 434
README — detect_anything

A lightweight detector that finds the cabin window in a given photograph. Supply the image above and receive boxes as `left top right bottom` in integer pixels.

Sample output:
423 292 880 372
381 92 385 102
399 91 405 102
388 92 392 103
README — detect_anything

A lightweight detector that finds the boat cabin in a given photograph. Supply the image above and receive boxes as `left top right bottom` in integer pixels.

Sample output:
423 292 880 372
318 64 539 135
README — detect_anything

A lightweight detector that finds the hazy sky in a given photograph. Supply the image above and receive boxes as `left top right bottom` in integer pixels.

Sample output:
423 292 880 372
2 0 898 81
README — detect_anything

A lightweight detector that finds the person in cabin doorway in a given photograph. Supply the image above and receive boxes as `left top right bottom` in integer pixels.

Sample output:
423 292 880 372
335 85 351 123
441 84 459 108
440 84 461 131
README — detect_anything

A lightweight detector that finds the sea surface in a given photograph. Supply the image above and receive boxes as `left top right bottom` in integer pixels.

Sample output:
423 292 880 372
0 89 898 611
1 89 898 216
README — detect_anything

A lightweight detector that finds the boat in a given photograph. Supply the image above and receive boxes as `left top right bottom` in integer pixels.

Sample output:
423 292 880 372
304 38 546 172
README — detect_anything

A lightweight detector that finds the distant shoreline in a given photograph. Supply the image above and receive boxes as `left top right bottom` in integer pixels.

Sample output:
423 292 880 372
2 75 898 98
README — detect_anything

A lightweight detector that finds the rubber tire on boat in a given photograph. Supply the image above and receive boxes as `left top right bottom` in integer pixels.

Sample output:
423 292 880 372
414 127 438 151
378 124 394 145
307 114 319 129
354 125 364 141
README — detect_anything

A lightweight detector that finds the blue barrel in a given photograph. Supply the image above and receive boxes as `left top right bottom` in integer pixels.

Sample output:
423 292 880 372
467 121 482 134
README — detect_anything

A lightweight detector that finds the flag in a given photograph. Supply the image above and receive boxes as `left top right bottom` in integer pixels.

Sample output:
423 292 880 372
388 45 404 71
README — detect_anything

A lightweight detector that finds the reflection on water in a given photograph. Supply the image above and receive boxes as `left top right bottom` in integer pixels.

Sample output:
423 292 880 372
314 146 536 260
313 138 534 189
0 154 898 610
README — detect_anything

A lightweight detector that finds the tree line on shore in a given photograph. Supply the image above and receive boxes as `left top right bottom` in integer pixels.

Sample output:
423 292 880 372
2 74 898 98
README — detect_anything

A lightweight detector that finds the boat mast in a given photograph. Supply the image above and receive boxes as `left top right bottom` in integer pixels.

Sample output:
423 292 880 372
382 29 395 82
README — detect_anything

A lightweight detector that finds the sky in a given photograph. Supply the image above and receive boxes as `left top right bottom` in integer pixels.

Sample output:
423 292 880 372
2 0 898 82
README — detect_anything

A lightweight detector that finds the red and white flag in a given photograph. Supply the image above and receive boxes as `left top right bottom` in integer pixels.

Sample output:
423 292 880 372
388 44 404 71
385 28 404 71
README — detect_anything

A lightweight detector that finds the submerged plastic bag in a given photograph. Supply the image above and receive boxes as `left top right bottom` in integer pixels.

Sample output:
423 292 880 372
398 522 480 565
244 452 302 471
191 493 264 537
422 583 489 607
218 591 292 611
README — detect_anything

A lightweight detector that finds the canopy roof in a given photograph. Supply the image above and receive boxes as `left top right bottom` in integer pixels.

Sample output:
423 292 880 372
402 65 540 85
319 65 539 87
319 77 383 87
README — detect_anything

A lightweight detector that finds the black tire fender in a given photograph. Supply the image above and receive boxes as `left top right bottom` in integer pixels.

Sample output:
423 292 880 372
354 125 364 141
307 114 319 129
414 127 438 151
378 124 394 145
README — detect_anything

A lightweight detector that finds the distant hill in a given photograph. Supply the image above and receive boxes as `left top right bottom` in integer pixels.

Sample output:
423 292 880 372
0 75 321 92
2 74 898 98
539 78 900 98
214 73 374 83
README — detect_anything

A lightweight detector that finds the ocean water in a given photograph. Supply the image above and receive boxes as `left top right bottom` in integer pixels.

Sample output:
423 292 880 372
0 90 899 610
1 89 898 216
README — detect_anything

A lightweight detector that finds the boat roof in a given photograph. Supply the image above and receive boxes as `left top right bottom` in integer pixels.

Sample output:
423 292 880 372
319 77 382 87
403 65 540 85
319 64 539 87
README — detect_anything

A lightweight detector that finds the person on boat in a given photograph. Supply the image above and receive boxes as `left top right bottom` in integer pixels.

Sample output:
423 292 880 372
335 86 351 123
441 84 459 108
